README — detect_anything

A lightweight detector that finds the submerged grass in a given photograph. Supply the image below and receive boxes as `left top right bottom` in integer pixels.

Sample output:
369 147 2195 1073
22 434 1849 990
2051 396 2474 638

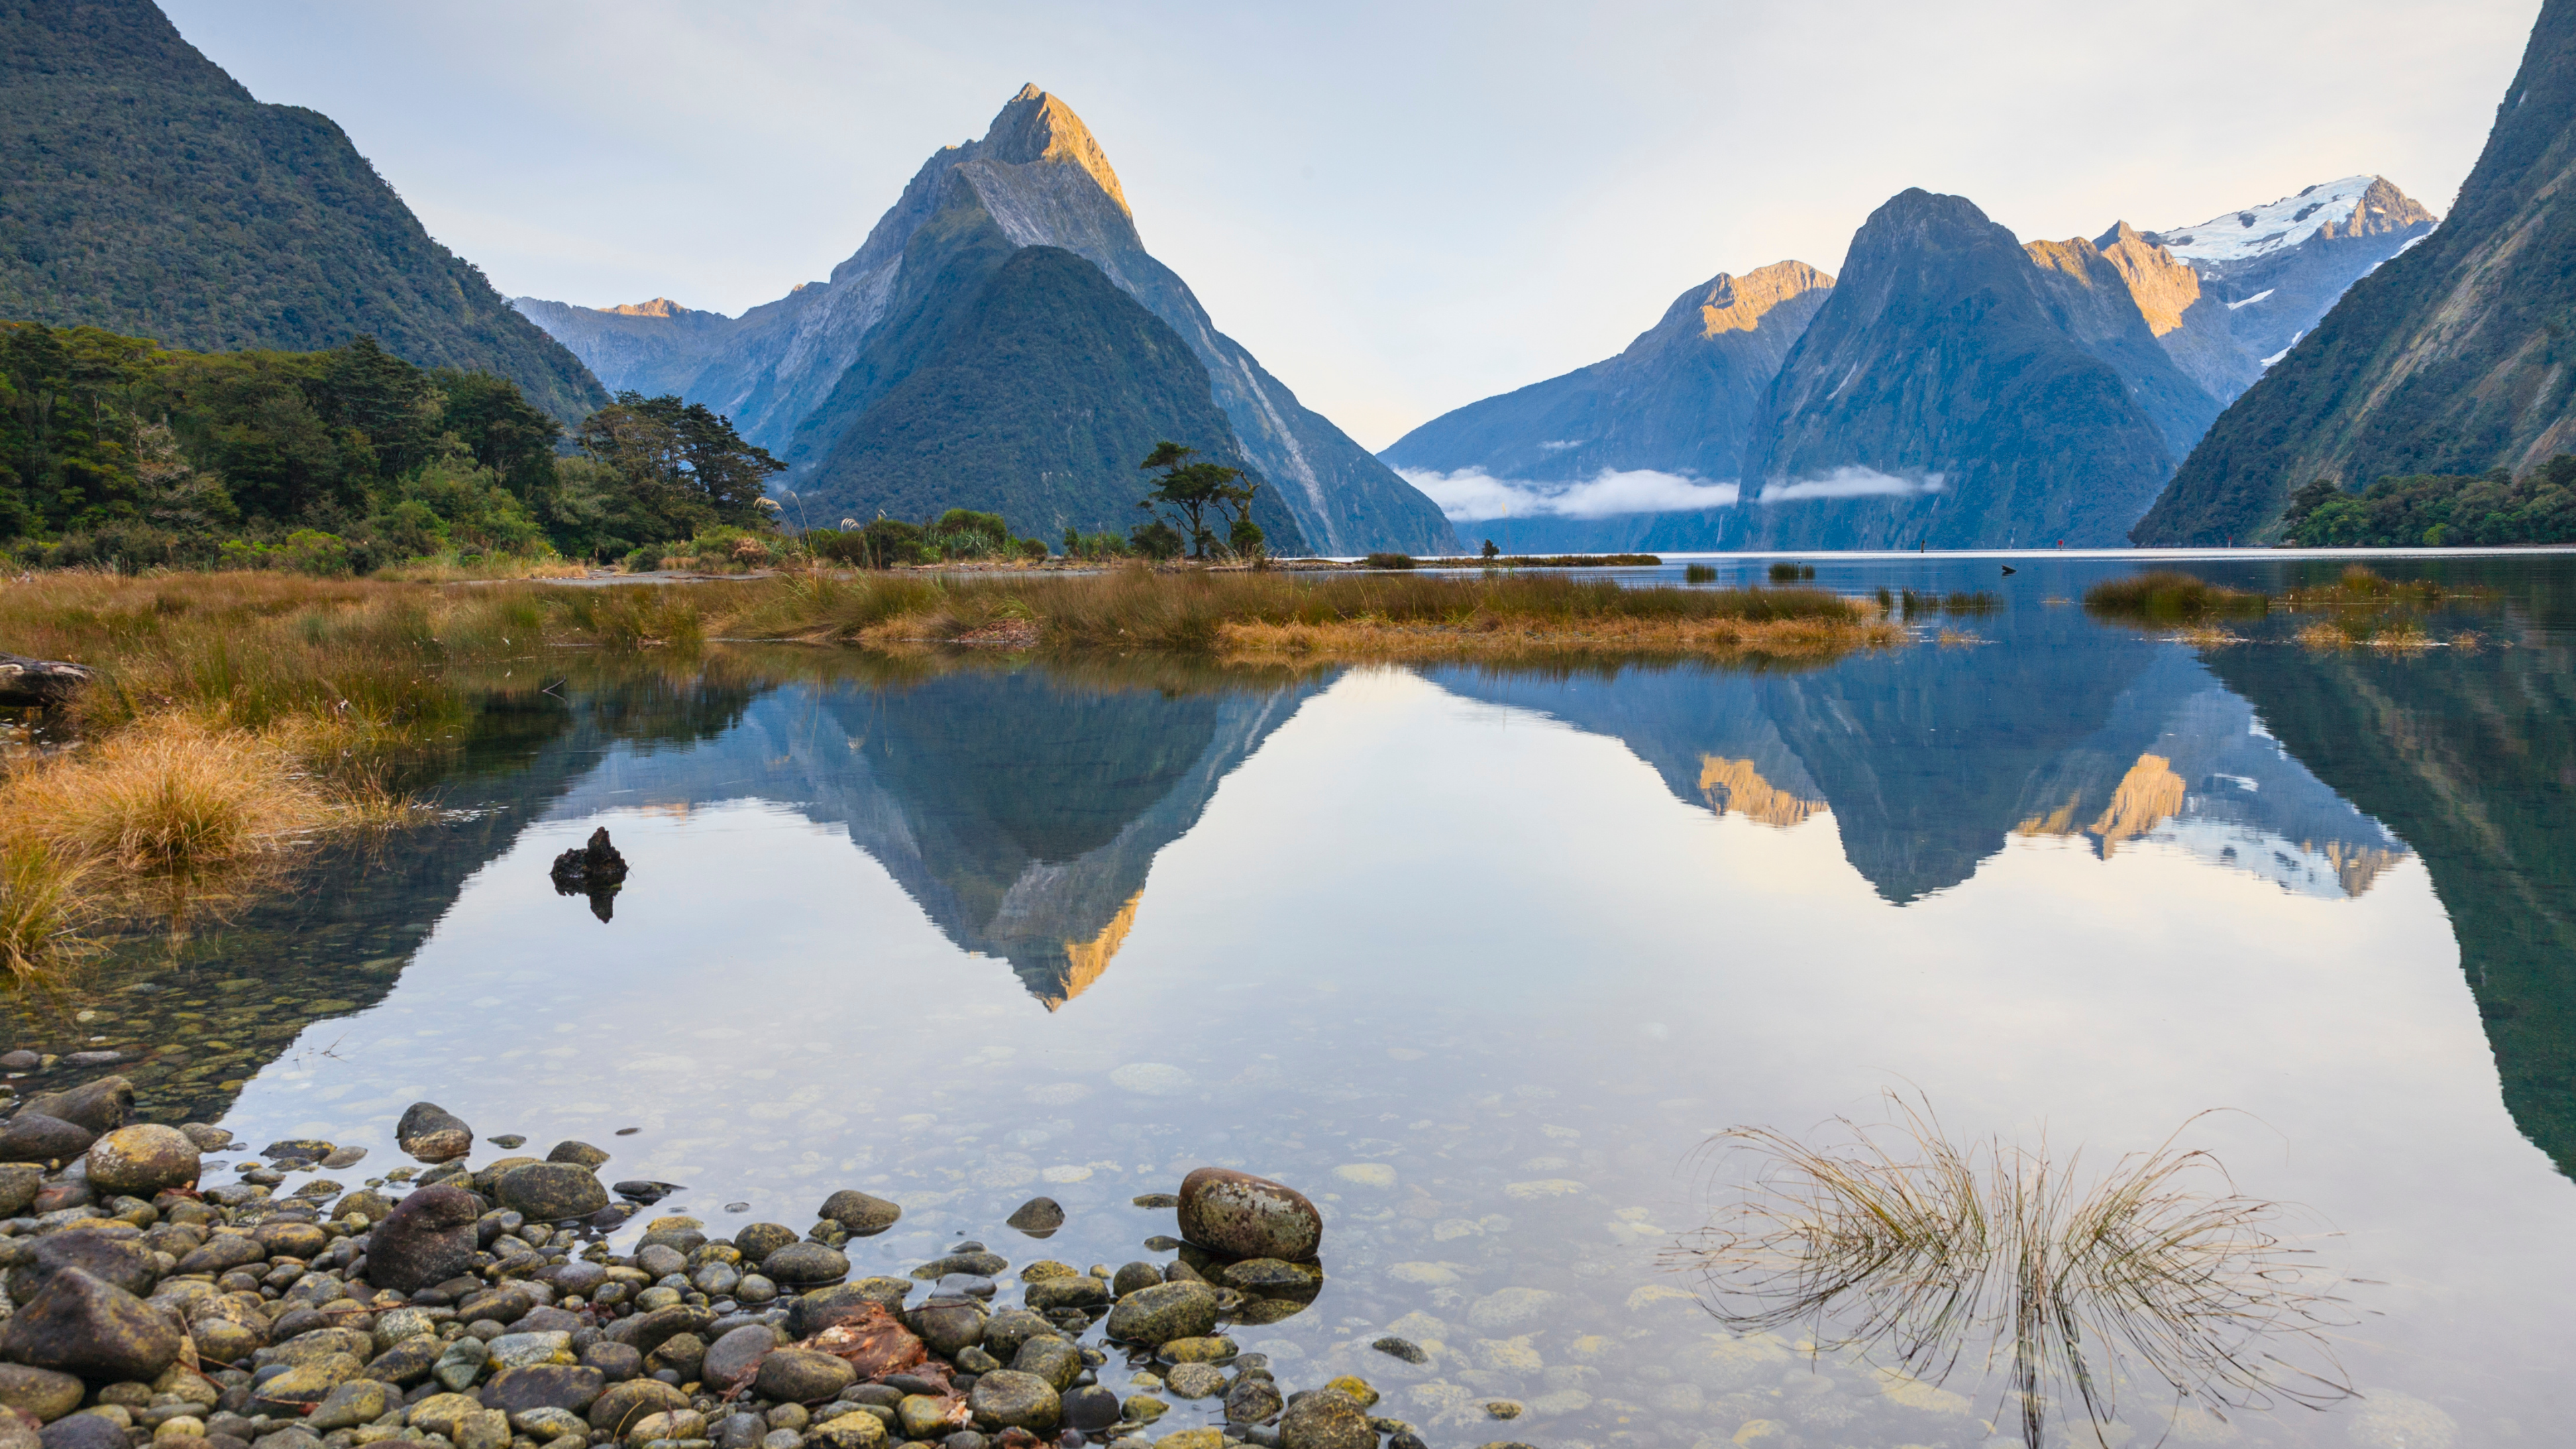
1670 1092 2355 1449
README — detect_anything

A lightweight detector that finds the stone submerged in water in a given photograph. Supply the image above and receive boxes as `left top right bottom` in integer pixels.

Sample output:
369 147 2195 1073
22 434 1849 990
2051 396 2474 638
0 1117 91 1167
816 1189 902 1236
1003 1196 1064 1235
18 1078 130 1136
395 1102 473 1163
1102 1280 1218 1346
496 1162 608 1221
1279 1389 1376 1449
1175 1166 1323 1263
965 1371 1059 1434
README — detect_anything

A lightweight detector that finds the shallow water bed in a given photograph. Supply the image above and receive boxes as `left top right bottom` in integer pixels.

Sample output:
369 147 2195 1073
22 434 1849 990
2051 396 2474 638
11 553 2575 1449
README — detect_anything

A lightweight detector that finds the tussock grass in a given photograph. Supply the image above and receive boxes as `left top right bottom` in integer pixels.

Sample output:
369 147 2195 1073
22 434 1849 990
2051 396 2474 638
709 567 1895 660
2084 571 2270 623
1670 1092 2355 1449
5 717 325 871
1684 564 1719 584
0 841 94 987
2283 564 2444 608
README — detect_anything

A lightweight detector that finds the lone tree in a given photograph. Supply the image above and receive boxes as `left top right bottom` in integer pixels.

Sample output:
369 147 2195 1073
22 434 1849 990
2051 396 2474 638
1138 440 1260 559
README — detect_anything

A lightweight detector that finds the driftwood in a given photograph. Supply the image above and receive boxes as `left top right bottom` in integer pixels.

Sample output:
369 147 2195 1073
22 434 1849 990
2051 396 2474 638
0 652 95 708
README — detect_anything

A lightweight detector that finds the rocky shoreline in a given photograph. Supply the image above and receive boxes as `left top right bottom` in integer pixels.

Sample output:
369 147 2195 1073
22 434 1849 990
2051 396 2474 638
0 1086 1534 1449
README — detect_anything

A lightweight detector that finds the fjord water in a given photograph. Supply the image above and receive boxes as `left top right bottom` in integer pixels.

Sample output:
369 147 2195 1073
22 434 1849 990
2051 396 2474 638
15 554 2576 1448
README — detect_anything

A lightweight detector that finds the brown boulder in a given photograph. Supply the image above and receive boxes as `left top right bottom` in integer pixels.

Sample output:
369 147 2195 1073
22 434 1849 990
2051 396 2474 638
0 1268 181 1381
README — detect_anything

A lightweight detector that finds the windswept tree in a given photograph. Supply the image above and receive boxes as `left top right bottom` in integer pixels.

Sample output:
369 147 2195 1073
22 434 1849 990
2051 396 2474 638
577 392 786 533
1137 439 1262 559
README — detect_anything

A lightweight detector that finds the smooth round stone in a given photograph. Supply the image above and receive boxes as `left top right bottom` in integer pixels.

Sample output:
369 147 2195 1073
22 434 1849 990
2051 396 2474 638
1160 1336 1236 1364
0 1364 84 1422
1175 1169 1321 1263
0 1267 182 1381
585 1379 690 1433
486 1332 575 1369
1102 1282 1218 1347
635 1244 687 1279
1223 1379 1283 1424
1110 1263 1162 1298
761 1243 849 1286
396 1104 473 1164
633 1287 683 1313
754 1350 855 1405
1162 1364 1224 1401
1011 1338 1082 1393
807 1412 885 1449
85 1126 199 1198
964 1372 1059 1434
581 1343 643 1384
814 1191 902 1238
700 1325 775 1390
498 1165 608 1222
482 1365 606 1418
735 1224 798 1260
933 1274 994 1299
691 1263 741 1297
1002 1199 1063 1236
1277 1390 1372 1449
733 1275 777 1305
908 1299 985 1357
1060 1387 1120 1433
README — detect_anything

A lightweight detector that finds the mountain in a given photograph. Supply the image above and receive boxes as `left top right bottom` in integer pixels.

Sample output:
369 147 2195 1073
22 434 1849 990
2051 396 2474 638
800 246 1308 549
1724 189 2216 549
2132 3 2576 547
516 87 1450 555
0 0 606 423
1377 262 1831 551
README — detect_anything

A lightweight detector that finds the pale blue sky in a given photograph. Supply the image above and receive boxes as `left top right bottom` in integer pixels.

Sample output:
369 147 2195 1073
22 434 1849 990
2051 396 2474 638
162 0 2534 449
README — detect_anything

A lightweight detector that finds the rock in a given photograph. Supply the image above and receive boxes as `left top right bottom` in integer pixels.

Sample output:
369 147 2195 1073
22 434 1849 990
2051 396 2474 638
1060 1386 1120 1433
698 1325 774 1389
481 1366 604 1418
730 1224 794 1262
0 1366 83 1422
35 1415 123 1449
0 1269 179 1381
1175 1169 1320 1263
579 1343 640 1383
0 1117 93 1165
549 828 628 891
360 1338 440 1387
1123 1396 1168 1425
1102 1282 1218 1347
1277 1391 1372 1449
172 1235 260 1278
643 1331 703 1381
1323 1378 1377 1409
12 1229 157 1302
431 1338 487 1393
543 1142 609 1169
249 1221 325 1259
807 1412 886 1449
329 1190 394 1226
18 1080 130 1136
249 1358 362 1409
1151 1432 1220 1449
1020 1278 1107 1313
814 1191 901 1237
966 1373 1059 1434
486 1332 575 1370
454 1407 509 1449
497 1165 606 1222
751 1350 851 1403
908 1298 985 1357
360 1185 478 1294
586 1379 690 1434
0 1167 42 1218
1002 1199 1063 1236
1367 1338 1424 1366
1220 1260 1311 1294
1110 1263 1161 1299
394 1104 472 1165
511 1406 590 1442
453 1285 534 1326
303 1381 392 1433
614 1304 712 1361
1481 1401 1523 1420
759 1243 847 1286
1011 1338 1081 1393
1163 1364 1223 1400
1224 1380 1283 1424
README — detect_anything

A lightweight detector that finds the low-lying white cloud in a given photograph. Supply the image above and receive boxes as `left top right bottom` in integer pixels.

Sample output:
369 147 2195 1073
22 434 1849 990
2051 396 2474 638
1397 466 1741 521
1756 466 1945 503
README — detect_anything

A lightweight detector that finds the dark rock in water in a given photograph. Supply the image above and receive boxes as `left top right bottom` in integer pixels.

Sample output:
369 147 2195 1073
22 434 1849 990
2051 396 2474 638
1368 1336 1426 1365
735 1223 798 1261
498 1163 608 1221
1277 1390 1373 1449
482 1364 604 1417
545 1141 610 1169
0 1267 181 1381
362 1184 480 1293
1020 1278 1106 1312
262 1139 332 1165
965 1371 1059 1434
1059 1387 1120 1433
1102 1281 1217 1346
981 1309 1056 1358
395 1103 472 1164
1129 1194 1179 1209
0 1116 93 1165
1225 1378 1284 1424
21 1078 132 1135
35 1413 123 1449
0 1363 84 1421
551 828 629 920
1110 1263 1161 1298
84 1124 199 1197
612 1181 681 1205
11 1230 156 1302
817 1189 902 1236
1010 1338 1081 1393
1176 1167 1322 1263
1003 1198 1063 1236
0 654 95 709
908 1297 986 1357
0 1054 32 1073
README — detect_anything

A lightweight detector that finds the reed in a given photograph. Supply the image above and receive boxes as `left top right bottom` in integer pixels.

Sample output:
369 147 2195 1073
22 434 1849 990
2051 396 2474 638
2082 571 2270 623
1670 1092 2355 1449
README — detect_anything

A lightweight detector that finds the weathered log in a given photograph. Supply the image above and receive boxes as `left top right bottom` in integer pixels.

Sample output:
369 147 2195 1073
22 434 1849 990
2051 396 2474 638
0 653 94 708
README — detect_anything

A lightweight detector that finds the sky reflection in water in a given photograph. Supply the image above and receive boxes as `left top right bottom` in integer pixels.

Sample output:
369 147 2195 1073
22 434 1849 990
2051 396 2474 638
15 555 2575 1449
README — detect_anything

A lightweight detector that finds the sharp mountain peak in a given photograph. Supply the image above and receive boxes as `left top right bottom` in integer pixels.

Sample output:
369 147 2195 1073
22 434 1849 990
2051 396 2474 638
1688 260 1835 337
975 83 1131 217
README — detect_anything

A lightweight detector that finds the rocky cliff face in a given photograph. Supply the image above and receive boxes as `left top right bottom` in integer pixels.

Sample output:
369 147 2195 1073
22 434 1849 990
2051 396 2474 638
517 86 1450 553
1378 262 1831 543
1729 189 2201 549
2137 158 2524 537
0 0 606 423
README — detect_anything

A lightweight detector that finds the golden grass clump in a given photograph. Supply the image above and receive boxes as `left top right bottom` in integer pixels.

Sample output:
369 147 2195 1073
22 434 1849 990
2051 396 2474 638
2082 570 2270 623
0 841 94 986
1670 1093 2355 1449
3 717 323 871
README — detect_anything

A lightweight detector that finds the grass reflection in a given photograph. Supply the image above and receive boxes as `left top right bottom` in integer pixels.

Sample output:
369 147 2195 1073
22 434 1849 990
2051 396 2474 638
1670 1093 2358 1448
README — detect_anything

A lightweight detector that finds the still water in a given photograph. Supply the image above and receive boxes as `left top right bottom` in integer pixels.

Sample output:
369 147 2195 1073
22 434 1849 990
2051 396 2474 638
11 553 2575 1449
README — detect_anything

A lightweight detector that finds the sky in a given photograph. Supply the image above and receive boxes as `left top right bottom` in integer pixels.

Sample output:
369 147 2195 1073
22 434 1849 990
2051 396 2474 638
160 0 2538 451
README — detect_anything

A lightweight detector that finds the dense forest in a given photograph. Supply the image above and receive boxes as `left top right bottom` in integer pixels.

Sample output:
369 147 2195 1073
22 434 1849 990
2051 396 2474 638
0 321 783 570
2280 457 2576 547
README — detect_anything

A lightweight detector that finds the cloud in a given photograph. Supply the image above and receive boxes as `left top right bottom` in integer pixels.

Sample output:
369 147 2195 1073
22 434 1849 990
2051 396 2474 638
1756 467 1945 503
1397 466 1741 522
